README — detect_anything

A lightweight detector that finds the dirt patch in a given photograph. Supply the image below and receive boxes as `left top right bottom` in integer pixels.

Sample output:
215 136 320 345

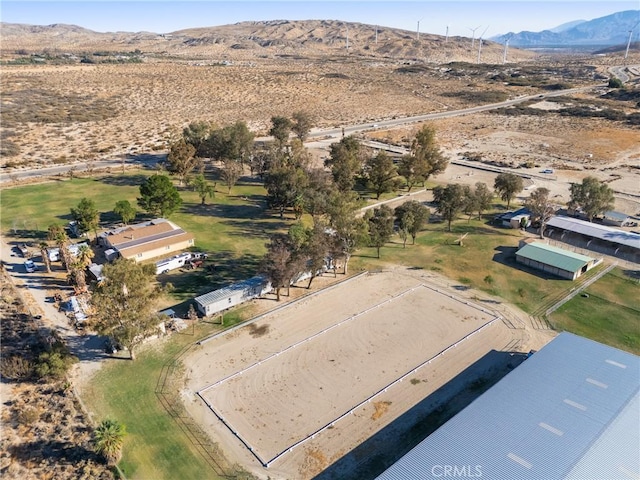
371 401 392 421
184 267 553 479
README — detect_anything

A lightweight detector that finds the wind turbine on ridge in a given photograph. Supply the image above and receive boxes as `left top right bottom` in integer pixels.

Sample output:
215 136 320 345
624 20 640 60
468 25 481 48
417 17 424 41
477 25 490 64
503 34 513 64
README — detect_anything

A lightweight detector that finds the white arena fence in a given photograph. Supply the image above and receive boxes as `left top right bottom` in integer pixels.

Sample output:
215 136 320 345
197 281 501 468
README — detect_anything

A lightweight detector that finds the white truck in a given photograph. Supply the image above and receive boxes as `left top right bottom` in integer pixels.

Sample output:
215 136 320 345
155 252 192 275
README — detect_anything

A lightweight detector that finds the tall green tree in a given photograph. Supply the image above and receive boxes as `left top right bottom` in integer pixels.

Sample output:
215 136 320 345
302 169 336 221
205 121 254 165
408 125 448 186
367 204 394 258
524 187 556 238
364 150 400 199
494 173 524 208
397 154 423 192
183 120 214 157
326 191 368 274
166 138 199 185
93 419 127 466
221 159 243 193
39 241 51 273
470 182 493 219
69 244 94 290
70 197 99 240
48 224 71 271
90 258 164 360
137 174 183 218
301 222 331 289
189 173 216 205
113 200 136 225
269 116 293 149
569 176 615 223
260 234 303 301
325 136 363 192
264 146 310 218
433 184 466 232
291 111 315 141
394 200 430 245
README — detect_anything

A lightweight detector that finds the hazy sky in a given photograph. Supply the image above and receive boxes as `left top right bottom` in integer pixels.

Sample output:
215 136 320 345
2 1 638 37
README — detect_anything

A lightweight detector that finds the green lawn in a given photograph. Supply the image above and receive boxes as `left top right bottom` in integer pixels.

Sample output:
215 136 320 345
1 171 290 302
549 270 640 354
4 173 638 477
350 218 594 315
81 310 250 480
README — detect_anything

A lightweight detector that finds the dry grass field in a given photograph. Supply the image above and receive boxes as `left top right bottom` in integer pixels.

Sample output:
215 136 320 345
184 268 544 479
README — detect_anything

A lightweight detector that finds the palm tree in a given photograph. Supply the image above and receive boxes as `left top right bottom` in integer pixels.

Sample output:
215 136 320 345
39 241 51 273
48 224 71 271
93 419 126 466
71 244 94 290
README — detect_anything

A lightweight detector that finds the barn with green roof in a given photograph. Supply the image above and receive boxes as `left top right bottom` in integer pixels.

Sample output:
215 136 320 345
515 242 599 280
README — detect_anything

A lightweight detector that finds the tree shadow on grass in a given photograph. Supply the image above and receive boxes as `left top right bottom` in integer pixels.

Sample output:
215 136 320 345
4 230 48 242
97 174 149 187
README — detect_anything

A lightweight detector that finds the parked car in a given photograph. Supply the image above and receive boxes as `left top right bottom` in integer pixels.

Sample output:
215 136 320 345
17 244 29 257
24 260 36 273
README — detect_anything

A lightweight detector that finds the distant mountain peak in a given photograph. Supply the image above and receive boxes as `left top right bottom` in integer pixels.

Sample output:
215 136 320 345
491 9 640 48
549 19 586 33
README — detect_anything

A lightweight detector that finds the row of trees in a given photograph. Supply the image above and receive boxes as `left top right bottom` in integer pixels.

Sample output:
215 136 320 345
259 198 430 300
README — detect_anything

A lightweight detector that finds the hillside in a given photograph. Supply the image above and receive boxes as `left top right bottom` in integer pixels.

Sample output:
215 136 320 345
0 19 536 64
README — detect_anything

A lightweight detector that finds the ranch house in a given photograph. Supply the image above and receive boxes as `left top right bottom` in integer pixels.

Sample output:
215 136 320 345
98 218 194 262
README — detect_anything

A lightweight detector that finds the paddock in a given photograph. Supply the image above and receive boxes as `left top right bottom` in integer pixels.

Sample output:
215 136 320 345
184 269 516 478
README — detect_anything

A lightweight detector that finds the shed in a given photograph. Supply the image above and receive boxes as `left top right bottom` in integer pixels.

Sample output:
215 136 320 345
494 207 531 229
602 210 630 227
515 242 598 280
194 276 270 317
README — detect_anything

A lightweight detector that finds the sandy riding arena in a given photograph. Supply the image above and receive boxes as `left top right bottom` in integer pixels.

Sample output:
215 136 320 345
183 269 525 479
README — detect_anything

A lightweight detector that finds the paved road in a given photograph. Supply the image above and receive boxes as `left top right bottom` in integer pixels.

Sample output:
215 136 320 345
1 83 605 184
0 153 163 184
609 64 640 84
305 84 606 140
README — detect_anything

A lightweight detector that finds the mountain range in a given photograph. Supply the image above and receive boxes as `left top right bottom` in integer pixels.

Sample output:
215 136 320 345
492 10 640 47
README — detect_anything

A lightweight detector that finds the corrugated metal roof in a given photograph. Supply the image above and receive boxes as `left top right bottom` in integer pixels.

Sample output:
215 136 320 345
547 216 640 250
195 276 267 307
516 242 594 273
376 333 640 480
603 211 630 222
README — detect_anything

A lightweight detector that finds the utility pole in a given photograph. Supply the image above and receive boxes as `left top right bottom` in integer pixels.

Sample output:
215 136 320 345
346 25 349 50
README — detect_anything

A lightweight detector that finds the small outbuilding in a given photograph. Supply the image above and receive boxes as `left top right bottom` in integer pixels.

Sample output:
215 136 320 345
602 211 630 227
495 208 531 229
515 242 599 280
194 276 271 317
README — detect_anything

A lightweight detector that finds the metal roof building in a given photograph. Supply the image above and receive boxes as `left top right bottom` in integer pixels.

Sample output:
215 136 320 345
545 216 640 265
194 276 270 317
516 242 598 280
376 333 640 480
546 216 640 250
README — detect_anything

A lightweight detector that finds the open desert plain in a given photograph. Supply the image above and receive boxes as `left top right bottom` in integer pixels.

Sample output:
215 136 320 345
1 15 639 480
